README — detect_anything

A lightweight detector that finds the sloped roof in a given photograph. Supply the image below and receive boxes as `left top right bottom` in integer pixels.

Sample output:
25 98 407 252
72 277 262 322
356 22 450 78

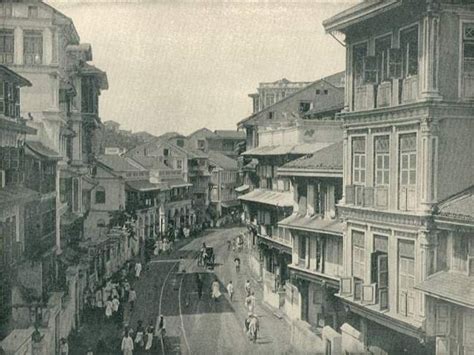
157 131 185 140
415 271 474 308
279 141 343 173
279 213 343 236
242 142 330 157
26 141 61 160
435 186 474 223
213 130 246 140
0 186 39 206
189 127 216 138
0 65 32 87
98 155 145 172
238 71 345 127
238 189 293 207
208 150 238 170
131 156 172 171
79 63 108 90
126 180 162 192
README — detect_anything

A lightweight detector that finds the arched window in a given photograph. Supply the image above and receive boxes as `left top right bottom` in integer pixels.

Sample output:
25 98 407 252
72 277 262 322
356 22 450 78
95 186 106 204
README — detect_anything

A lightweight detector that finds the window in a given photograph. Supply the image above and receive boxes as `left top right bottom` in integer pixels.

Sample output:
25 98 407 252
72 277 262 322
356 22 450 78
268 111 274 120
323 89 328 95
463 23 474 97
400 26 418 77
352 231 365 280
299 102 311 113
176 139 184 147
0 30 14 64
95 186 106 204
374 136 390 186
375 35 392 83
23 31 43 65
399 133 417 211
316 89 321 95
353 43 368 87
265 94 275 107
314 183 326 216
398 239 415 317
163 148 169 156
352 137 366 185
0 81 18 118
28 6 38 18
176 160 182 169
452 234 468 272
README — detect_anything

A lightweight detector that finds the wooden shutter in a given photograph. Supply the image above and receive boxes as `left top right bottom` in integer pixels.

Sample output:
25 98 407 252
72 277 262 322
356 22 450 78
364 56 377 84
406 186 416 210
388 48 402 79
354 278 363 301
377 254 388 288
375 186 388 208
355 186 364 206
379 288 389 311
363 187 374 207
340 277 353 296
464 311 474 347
435 303 450 336
362 283 377 305
399 186 408 211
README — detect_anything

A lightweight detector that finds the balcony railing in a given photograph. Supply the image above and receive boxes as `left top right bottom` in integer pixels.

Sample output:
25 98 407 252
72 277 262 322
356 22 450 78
258 224 291 246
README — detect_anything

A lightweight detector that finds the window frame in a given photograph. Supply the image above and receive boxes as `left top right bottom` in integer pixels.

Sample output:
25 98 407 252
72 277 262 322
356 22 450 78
351 229 366 281
374 33 393 83
95 186 106 204
398 24 419 78
0 29 14 65
23 30 43 66
351 136 366 185
460 20 474 98
374 135 390 186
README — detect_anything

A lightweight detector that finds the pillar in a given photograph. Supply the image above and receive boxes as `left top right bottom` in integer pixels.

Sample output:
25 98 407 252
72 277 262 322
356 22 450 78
417 229 437 321
14 27 23 65
421 6 442 100
420 116 439 211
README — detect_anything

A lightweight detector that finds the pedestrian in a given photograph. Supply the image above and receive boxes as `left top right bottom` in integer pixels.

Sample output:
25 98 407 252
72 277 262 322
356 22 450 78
211 278 221 302
86 348 93 355
245 280 251 296
112 295 120 313
135 320 145 349
121 331 134 355
128 287 137 311
234 257 241 273
226 281 234 301
227 240 232 251
59 338 69 355
244 312 251 334
196 274 203 300
123 279 130 300
145 320 155 351
105 297 113 319
248 314 260 344
157 315 166 340
135 261 142 279
246 291 256 313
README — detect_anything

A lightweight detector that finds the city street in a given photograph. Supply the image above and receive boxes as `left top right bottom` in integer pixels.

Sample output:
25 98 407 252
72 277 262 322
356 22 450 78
127 226 294 355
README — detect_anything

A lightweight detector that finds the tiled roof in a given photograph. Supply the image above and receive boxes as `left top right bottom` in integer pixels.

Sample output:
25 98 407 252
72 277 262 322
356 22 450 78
435 186 474 223
238 188 293 207
280 141 343 172
164 178 192 189
415 271 474 308
188 127 215 138
98 155 145 172
242 142 330 157
0 186 39 206
213 130 246 140
131 156 171 171
26 141 61 160
278 213 343 236
208 150 238 170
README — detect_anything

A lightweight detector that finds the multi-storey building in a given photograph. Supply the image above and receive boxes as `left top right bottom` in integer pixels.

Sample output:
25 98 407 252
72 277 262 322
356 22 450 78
0 65 37 340
277 141 345 350
238 76 345 308
208 150 239 219
323 1 474 354
188 128 245 159
248 78 313 114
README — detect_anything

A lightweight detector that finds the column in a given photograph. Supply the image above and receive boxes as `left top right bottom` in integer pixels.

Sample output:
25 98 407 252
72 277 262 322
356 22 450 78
417 229 437 320
420 116 439 211
342 130 349 204
421 8 442 100
43 27 53 66
14 27 23 65
307 183 315 216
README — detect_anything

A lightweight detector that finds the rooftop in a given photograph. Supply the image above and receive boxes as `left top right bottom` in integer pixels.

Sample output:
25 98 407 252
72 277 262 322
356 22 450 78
213 130 246 140
242 142 331 157
208 150 238 171
279 141 343 175
26 141 61 160
131 155 172 171
238 188 293 208
98 155 145 172
435 186 474 223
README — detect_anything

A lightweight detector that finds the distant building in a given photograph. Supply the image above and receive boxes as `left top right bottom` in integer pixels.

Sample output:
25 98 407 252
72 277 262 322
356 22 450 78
248 78 314 113
103 120 121 131
188 128 245 158
104 147 126 155
133 131 156 142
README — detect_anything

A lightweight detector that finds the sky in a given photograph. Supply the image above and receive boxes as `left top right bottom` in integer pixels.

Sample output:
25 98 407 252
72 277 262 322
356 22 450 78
48 0 357 136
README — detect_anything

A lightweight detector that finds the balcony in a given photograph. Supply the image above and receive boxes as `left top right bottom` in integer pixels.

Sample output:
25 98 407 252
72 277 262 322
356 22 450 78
353 76 419 112
345 185 389 210
258 224 291 246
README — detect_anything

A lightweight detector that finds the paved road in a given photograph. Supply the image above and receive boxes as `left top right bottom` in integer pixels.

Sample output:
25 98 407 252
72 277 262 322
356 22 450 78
129 227 294 355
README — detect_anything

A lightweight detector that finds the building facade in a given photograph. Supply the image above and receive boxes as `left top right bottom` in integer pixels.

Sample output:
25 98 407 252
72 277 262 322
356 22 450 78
323 1 474 354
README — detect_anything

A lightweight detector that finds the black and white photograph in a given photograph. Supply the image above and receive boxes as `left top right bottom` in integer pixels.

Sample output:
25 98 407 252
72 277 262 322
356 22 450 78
0 0 473 354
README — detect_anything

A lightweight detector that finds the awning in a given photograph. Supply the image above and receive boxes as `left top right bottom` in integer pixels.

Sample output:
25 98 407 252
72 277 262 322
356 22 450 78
221 200 240 209
279 214 343 236
0 186 39 206
242 143 330 157
165 179 192 189
126 180 162 192
415 271 474 308
0 117 36 134
26 141 62 160
238 188 293 207
235 184 250 193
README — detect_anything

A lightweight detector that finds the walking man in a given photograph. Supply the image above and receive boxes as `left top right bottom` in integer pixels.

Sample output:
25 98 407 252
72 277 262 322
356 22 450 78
121 330 134 355
135 261 142 279
249 314 260 344
245 280 251 297
211 278 221 303
226 281 234 301
128 287 137 312
245 291 256 313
